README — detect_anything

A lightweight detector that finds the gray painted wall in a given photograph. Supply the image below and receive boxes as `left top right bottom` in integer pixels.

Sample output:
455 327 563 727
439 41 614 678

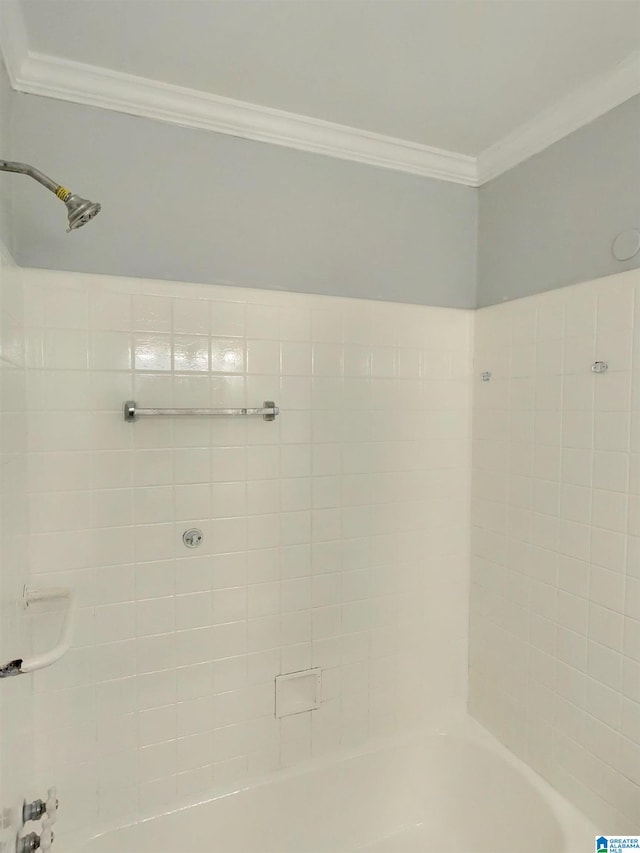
0 59 14 253
477 95 640 306
5 73 639 308
9 92 478 307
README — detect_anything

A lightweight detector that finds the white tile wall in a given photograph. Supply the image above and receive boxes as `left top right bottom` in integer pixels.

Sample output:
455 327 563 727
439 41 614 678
21 269 472 840
469 270 640 832
0 249 34 853
6 262 637 842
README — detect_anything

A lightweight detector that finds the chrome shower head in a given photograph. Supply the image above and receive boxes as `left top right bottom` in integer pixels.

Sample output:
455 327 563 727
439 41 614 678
64 193 102 231
0 160 101 232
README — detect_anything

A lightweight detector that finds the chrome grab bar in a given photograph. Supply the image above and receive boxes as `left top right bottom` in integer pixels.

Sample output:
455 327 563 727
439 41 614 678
124 400 279 422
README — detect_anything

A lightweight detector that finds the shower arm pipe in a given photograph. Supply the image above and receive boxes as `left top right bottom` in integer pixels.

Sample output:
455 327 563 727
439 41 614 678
0 586 76 678
0 160 72 201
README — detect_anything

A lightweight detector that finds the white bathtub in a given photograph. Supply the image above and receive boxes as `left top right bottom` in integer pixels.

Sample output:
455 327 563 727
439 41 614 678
72 714 595 853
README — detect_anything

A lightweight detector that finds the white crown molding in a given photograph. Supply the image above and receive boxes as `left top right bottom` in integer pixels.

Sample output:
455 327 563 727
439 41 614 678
477 51 640 183
1 0 638 187
13 50 479 186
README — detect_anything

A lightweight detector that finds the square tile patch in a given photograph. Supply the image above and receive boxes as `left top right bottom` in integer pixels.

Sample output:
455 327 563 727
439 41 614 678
275 668 322 718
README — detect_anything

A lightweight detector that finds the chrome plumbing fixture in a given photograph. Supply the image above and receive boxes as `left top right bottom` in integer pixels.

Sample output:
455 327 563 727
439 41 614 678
16 820 53 853
124 400 279 422
16 833 40 853
592 361 609 374
22 788 58 826
183 528 203 549
0 160 101 231
481 372 492 382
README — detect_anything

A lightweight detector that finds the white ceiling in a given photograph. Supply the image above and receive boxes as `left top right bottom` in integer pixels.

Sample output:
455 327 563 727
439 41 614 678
18 0 640 154
2 0 639 183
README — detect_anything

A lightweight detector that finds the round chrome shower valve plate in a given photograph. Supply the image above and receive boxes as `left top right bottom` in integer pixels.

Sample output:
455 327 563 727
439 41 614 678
183 528 203 548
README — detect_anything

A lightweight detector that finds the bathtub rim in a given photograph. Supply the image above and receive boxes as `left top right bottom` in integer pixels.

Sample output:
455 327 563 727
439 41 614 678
66 708 597 853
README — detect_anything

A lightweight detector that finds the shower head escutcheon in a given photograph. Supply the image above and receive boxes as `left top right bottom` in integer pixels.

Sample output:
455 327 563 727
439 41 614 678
0 160 101 231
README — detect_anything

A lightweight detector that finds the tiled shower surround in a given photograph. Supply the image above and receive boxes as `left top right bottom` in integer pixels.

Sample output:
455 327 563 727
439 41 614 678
22 269 472 839
8 264 640 844
470 271 640 830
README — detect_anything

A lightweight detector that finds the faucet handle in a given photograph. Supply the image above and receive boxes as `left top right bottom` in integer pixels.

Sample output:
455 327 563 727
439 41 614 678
21 788 58 827
44 790 58 825
39 820 54 852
